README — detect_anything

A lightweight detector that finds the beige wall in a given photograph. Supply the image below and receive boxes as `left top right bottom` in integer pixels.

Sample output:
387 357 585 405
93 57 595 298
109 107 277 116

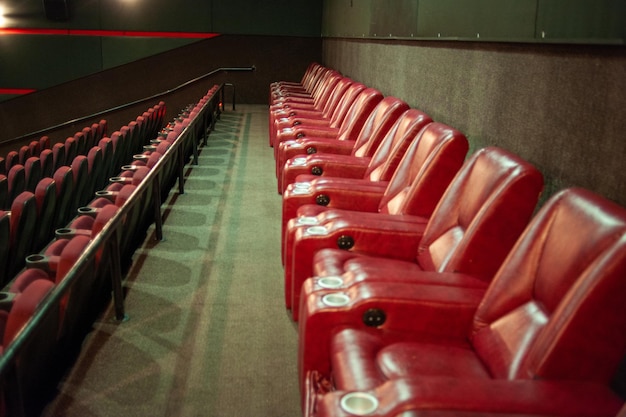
323 38 626 207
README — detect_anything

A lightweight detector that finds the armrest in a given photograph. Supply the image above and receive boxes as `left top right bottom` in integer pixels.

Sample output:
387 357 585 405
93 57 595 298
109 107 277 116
276 126 340 144
282 181 387 227
275 116 332 131
308 377 625 417
298 281 483 393
289 218 429 317
280 153 371 193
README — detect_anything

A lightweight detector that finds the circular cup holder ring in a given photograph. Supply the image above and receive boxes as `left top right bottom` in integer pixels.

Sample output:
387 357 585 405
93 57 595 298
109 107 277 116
305 226 329 236
321 293 350 307
340 392 379 416
291 157 307 166
316 276 344 289
297 216 319 226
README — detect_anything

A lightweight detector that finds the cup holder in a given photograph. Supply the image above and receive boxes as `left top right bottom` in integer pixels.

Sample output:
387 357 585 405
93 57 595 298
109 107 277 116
77 206 96 215
305 226 329 236
95 190 112 197
133 154 149 161
121 165 136 171
321 293 350 307
316 276 344 289
25 254 47 269
297 216 319 226
292 157 307 166
340 392 379 416
0 292 15 310
55 228 74 238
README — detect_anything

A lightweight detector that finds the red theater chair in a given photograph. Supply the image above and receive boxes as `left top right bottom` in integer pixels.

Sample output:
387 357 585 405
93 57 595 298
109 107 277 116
270 64 328 104
6 164 25 208
274 88 384 174
7 191 38 279
288 147 543 320
300 188 626 417
273 82 368 159
278 96 410 193
0 211 9 287
280 110 434 257
52 166 74 229
270 62 322 99
281 121 467 285
39 148 54 179
281 109 432 190
270 75 353 148
0 277 58 416
33 177 57 253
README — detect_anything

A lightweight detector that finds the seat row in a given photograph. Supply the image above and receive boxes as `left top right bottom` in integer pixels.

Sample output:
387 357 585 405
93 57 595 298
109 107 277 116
0 84 222 416
270 64 626 417
0 102 167 287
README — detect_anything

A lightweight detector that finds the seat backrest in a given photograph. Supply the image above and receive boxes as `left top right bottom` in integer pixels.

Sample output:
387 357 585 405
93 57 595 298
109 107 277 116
0 211 10 287
349 97 410 158
336 88 384 142
3 279 55 346
8 191 38 278
64 136 78 163
53 165 74 229
326 82 368 130
18 145 31 165
0 175 8 210
379 122 469 218
470 188 626 384
5 151 19 172
39 135 51 151
39 148 54 179
71 155 90 209
87 146 106 196
363 109 433 182
24 156 42 192
7 164 26 206
52 142 66 171
33 177 57 253
416 147 544 282
321 77 353 126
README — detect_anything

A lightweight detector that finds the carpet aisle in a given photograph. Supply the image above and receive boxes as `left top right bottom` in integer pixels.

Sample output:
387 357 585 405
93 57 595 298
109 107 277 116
42 104 301 417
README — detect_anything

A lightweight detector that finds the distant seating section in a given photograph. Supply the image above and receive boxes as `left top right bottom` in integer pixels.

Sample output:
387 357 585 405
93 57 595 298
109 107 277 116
271 63 626 416
0 84 223 415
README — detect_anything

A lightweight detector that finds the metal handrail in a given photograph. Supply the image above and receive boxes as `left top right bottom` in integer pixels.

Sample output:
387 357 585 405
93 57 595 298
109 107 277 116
0 80 226 416
3 66 255 146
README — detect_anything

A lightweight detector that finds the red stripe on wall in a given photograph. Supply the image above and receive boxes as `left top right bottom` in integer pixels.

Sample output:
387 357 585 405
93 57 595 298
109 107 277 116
0 28 220 39
0 88 36 95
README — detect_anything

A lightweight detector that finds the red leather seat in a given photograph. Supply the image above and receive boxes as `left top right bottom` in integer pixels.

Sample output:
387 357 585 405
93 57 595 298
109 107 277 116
270 62 322 100
274 87 383 178
281 109 432 189
288 147 543 320
300 188 626 417
278 96 410 193
282 122 468 301
270 64 328 105
273 82 368 165
270 76 353 149
281 110 435 261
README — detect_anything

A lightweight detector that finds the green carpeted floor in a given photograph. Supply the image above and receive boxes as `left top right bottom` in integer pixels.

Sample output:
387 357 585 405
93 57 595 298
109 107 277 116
42 105 301 417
